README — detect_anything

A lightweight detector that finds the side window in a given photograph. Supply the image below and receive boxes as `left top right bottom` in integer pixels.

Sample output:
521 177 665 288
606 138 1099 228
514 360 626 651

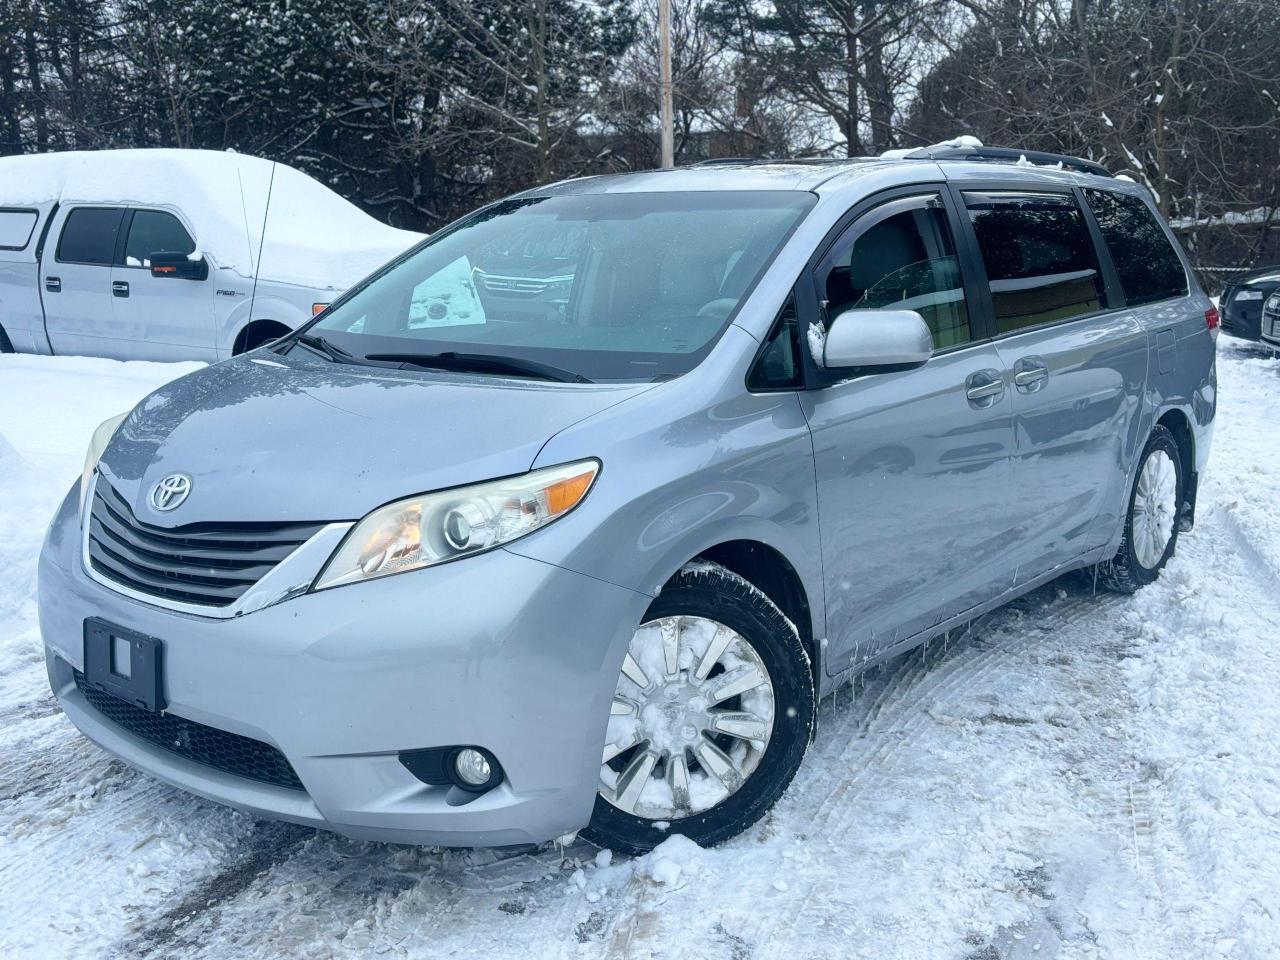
748 296 803 390
1085 190 1188 306
125 210 196 268
820 194 971 350
0 209 38 250
964 192 1104 334
56 207 126 265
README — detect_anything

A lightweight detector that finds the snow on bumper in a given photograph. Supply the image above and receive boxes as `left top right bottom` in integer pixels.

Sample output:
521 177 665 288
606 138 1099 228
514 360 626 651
38 487 650 847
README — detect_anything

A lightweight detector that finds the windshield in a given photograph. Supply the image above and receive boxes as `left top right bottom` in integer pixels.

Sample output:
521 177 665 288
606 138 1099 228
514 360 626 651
307 191 815 382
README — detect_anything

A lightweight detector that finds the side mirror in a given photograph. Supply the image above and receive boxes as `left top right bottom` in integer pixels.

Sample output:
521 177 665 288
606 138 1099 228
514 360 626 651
820 308 932 372
150 251 209 281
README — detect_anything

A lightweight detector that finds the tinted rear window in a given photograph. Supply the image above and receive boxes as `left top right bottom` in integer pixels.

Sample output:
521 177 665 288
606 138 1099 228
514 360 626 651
0 209 38 250
57 207 125 265
1085 190 1188 306
964 192 1104 334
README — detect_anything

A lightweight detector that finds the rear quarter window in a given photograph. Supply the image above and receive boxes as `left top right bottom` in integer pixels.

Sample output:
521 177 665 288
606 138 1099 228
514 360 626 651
1085 190 1188 306
0 209 38 250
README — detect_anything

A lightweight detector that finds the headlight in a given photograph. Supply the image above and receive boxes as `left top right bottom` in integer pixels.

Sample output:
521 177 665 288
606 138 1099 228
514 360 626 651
1266 292 1280 312
1236 289 1264 301
314 459 600 590
80 412 129 519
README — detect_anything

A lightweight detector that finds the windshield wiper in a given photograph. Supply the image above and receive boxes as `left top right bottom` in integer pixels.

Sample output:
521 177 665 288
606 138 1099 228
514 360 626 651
282 333 360 364
364 351 592 384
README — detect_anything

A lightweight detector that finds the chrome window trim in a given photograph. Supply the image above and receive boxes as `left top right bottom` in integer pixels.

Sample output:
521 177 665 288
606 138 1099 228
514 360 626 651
80 473 353 620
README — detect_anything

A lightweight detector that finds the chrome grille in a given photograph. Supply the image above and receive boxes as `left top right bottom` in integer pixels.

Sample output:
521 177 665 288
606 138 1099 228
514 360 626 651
87 480 325 608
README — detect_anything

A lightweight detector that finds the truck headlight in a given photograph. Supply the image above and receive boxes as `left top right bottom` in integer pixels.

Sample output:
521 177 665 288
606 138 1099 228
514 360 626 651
314 459 599 589
80 412 129 520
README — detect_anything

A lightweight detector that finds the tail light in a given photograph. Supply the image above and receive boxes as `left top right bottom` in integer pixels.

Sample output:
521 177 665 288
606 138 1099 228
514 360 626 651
1205 305 1220 336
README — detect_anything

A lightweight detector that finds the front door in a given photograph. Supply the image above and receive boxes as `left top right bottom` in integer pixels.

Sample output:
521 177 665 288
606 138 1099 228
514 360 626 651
110 209 217 362
40 206 125 358
798 190 1017 676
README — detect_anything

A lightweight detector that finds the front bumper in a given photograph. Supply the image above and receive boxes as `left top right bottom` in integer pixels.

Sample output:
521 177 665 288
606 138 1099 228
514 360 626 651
39 487 650 847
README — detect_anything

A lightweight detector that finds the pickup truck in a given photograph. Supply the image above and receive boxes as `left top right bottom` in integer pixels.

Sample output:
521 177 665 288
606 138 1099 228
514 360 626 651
0 149 423 361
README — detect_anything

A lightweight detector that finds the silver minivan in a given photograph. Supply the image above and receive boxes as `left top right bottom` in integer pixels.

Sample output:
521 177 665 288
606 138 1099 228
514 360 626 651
39 144 1217 854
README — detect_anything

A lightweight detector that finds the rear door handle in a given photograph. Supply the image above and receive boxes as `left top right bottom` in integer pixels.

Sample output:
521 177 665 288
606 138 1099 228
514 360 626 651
45 276 61 293
1013 357 1049 392
965 369 1005 407
112 281 130 298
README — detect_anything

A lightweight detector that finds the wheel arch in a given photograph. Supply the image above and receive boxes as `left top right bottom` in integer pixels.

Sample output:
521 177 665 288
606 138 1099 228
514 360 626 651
666 538 821 690
1155 406 1197 523
232 318 293 355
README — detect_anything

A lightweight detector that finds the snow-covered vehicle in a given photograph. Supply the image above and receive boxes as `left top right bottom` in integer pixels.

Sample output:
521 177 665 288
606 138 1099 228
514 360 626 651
0 150 423 361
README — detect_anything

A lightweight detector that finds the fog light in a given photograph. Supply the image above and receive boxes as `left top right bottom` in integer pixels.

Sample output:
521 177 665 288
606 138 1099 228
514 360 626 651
453 748 496 789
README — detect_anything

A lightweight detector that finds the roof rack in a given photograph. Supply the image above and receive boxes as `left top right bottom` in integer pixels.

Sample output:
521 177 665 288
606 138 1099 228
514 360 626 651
904 144 1112 178
692 157 768 166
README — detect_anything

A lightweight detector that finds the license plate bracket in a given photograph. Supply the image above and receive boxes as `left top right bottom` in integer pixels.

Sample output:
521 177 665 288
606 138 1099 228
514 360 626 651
84 618 166 713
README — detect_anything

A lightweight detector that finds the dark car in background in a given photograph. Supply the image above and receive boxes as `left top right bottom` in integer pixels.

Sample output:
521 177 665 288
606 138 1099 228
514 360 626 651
1219 267 1280 340
1261 290 1280 348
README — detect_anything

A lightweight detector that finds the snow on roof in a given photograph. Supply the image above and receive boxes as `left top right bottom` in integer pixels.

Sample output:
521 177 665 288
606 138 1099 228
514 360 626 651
0 149 423 289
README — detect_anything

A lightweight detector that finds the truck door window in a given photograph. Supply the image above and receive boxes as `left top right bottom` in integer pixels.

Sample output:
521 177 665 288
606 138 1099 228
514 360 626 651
125 210 196 268
0 209 38 250
56 208 126 266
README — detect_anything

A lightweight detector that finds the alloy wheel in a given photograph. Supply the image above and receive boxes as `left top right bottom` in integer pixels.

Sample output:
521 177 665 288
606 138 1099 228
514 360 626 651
1132 449 1178 569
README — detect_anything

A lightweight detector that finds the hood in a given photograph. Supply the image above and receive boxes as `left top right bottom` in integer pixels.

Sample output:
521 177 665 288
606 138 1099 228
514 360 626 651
98 353 652 526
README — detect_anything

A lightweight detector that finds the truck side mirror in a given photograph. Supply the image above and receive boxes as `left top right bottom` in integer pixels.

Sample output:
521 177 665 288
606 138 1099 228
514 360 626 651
150 252 209 281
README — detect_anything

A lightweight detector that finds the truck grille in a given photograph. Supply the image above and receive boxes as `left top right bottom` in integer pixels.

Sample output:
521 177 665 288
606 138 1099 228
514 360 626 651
87 480 325 608
74 670 304 791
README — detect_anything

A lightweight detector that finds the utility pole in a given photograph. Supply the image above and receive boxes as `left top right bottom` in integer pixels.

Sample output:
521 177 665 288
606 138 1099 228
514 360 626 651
659 0 674 169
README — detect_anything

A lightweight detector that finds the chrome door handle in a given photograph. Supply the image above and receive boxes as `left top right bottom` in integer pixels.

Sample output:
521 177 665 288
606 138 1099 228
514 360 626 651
112 281 130 298
45 276 61 293
1013 358 1049 392
965 370 1004 407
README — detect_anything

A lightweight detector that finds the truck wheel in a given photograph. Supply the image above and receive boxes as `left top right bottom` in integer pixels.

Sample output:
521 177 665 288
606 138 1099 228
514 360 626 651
1098 425 1183 593
0 325 13 353
582 563 814 855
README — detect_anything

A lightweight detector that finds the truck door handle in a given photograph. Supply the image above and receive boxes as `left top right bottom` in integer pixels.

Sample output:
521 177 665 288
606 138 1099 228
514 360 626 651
1013 358 1049 392
45 276 61 293
965 370 1005 407
112 281 130 298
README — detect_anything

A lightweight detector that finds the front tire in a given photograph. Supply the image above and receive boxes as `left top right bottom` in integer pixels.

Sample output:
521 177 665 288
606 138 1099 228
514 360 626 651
582 563 814 855
1098 425 1182 593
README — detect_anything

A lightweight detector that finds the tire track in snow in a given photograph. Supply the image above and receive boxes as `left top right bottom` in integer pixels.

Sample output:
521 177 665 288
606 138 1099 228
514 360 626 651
109 821 312 960
601 581 1112 958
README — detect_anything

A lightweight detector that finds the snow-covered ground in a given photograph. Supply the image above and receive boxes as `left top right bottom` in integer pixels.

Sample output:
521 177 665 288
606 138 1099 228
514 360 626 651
2 342 1279 960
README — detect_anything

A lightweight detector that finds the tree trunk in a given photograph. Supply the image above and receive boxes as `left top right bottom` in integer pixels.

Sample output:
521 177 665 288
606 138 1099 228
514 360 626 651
22 23 47 151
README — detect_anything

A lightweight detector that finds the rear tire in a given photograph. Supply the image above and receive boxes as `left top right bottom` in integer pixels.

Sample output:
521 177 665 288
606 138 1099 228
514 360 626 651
582 563 814 855
1098 425 1182 593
